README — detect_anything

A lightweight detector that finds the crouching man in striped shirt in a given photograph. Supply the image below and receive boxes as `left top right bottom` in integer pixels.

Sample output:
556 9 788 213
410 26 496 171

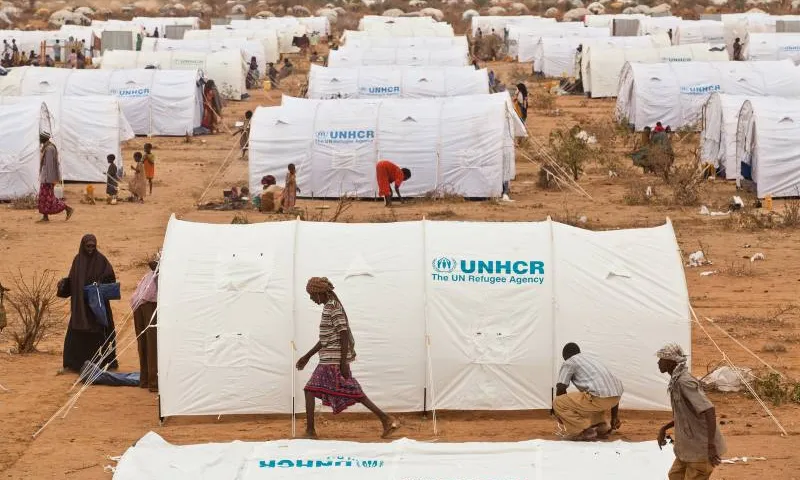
553 342 624 441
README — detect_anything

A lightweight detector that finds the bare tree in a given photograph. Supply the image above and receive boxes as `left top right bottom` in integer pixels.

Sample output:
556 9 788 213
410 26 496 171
4 270 64 354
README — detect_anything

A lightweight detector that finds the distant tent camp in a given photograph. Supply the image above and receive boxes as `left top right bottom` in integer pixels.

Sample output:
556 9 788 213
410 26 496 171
327 46 469 67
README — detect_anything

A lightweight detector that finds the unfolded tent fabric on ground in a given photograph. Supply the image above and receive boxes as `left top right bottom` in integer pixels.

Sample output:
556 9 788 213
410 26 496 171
306 65 489 99
101 49 247 100
583 44 729 98
327 46 469 67
0 66 202 136
113 433 677 480
615 60 800 131
0 95 133 184
157 216 690 417
248 93 525 199
736 96 800 198
0 102 51 200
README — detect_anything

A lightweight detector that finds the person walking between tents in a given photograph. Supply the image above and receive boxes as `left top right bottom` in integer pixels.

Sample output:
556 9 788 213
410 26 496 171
657 343 726 480
38 132 74 222
128 152 147 202
232 110 252 159
202 80 221 133
733 38 743 61
296 277 400 439
280 163 298 213
58 234 119 372
143 143 156 195
553 342 623 441
106 154 119 204
131 260 159 391
375 160 410 207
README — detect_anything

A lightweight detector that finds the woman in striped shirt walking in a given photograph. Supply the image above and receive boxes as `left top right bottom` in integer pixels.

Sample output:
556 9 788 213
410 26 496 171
296 277 399 439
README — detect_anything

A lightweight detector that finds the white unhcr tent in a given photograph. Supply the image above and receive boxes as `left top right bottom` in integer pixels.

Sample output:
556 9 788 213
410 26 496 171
132 16 199 37
745 33 800 61
515 25 609 63
223 19 308 54
615 60 800 131
101 50 247 100
583 44 728 98
342 33 468 50
0 67 202 136
535 34 670 78
140 37 268 74
249 93 525 199
638 16 684 36
0 95 133 182
0 102 50 200
358 18 454 37
673 20 725 45
183 28 280 64
584 14 647 28
328 46 469 67
157 216 690 417
471 16 554 37
700 93 753 179
306 65 489 99
737 96 800 197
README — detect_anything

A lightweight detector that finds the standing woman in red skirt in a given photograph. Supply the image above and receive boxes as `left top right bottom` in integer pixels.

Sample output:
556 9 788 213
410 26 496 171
37 132 74 222
296 277 400 439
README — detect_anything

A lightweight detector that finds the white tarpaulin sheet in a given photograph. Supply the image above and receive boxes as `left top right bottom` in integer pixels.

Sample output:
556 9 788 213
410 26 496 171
584 14 646 28
132 16 199 37
583 44 728 98
101 49 247 100
248 93 525 199
536 34 670 78
615 60 800 131
113 434 677 480
0 95 133 182
158 217 690 417
737 96 800 197
328 46 469 67
141 37 268 73
745 32 800 61
358 19 454 37
674 20 725 45
184 28 280 64
0 102 49 200
0 66 202 136
306 65 489 99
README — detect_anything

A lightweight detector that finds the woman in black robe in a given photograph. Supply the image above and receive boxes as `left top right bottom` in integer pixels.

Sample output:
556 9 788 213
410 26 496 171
59 234 119 372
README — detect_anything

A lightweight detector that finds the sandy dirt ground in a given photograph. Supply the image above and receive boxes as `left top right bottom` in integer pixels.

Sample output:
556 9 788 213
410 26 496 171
1 61 799 479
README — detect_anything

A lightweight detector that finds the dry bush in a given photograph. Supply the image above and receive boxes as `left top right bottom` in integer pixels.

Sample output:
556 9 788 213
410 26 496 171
753 372 800 406
301 196 355 222
723 207 779 231
761 342 788 353
529 89 556 111
537 127 592 185
782 197 800 227
623 180 656 206
667 164 704 206
231 212 250 224
11 195 37 210
130 251 159 269
722 260 755 277
506 65 530 86
427 208 458 220
422 188 466 203
3 270 63 354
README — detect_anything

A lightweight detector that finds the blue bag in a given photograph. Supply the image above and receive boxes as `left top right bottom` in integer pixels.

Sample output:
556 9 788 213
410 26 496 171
83 282 121 327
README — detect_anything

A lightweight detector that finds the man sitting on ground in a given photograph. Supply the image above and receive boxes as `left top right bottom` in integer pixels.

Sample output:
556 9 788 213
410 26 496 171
553 342 624 441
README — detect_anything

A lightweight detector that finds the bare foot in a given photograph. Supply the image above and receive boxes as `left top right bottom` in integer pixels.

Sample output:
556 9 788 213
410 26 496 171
65 206 74 221
567 427 598 441
381 418 400 439
593 422 612 436
299 431 318 439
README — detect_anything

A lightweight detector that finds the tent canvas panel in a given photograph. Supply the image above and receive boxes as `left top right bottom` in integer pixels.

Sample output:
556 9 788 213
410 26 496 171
0 103 46 200
293 222 427 412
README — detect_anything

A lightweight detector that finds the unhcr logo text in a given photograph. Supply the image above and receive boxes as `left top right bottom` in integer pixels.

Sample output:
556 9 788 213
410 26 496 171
315 129 375 145
259 455 384 469
430 257 545 286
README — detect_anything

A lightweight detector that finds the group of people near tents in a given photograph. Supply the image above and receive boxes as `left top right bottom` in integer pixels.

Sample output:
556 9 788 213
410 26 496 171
1 37 93 69
630 121 675 177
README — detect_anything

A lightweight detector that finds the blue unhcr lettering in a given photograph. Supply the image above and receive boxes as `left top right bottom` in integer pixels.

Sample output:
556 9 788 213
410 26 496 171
295 460 315 468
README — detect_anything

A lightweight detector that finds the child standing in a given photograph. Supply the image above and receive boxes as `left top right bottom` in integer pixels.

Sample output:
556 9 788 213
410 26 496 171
143 143 156 195
106 154 119 204
280 163 299 212
129 152 147 203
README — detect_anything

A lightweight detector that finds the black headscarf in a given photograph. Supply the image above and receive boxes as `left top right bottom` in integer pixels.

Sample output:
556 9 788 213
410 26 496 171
67 234 115 331
516 83 528 97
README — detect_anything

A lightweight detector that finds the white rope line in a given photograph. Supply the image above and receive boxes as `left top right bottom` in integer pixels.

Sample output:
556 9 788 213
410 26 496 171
518 148 593 200
701 315 787 380
35 305 159 438
522 135 594 199
425 334 438 435
196 137 241 206
689 306 788 436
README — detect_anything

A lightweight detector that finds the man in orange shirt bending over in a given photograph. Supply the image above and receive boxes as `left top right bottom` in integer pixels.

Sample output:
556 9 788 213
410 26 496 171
375 160 411 207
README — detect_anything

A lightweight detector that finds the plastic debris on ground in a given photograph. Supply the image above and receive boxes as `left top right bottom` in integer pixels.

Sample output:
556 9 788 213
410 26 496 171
575 130 597 145
722 456 767 464
700 270 718 276
701 366 755 392
750 252 765 262
699 205 730 216
687 251 711 267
